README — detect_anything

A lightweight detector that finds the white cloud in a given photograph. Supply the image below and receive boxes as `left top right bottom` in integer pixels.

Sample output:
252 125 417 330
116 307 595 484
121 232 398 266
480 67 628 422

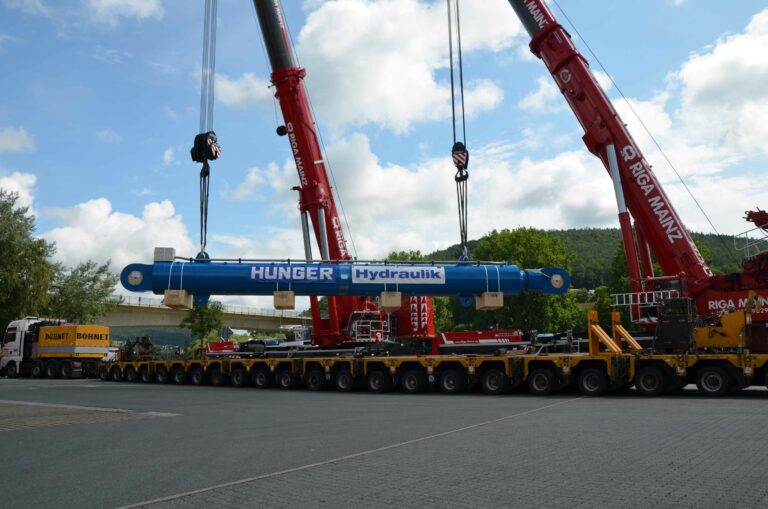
96 129 123 143
163 106 177 120
132 187 154 197
229 166 269 201
0 33 21 52
85 0 163 26
517 76 563 113
43 198 195 271
0 171 36 210
592 70 613 93
92 45 127 64
216 73 272 109
1 0 50 16
162 147 177 166
0 126 35 152
296 0 520 132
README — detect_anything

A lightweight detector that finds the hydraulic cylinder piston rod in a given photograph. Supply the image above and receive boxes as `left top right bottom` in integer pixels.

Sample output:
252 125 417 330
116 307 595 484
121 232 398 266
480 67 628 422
121 258 570 300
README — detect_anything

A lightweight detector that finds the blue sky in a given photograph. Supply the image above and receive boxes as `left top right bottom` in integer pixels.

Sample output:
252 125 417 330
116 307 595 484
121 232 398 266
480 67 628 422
1 0 768 305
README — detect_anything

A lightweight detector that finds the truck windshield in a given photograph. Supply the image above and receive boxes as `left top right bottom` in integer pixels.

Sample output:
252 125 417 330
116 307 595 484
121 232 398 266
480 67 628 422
2 327 16 344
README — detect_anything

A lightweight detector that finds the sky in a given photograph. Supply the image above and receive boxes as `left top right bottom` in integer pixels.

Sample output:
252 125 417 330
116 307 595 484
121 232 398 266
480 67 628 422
1 0 768 307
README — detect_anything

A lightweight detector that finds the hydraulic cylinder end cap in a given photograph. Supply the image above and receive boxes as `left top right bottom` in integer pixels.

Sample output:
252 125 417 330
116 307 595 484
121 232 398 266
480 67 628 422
525 267 571 294
121 264 154 292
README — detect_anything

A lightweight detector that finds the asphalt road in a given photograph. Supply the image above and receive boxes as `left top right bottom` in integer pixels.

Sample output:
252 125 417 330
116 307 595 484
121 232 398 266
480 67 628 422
1 379 767 509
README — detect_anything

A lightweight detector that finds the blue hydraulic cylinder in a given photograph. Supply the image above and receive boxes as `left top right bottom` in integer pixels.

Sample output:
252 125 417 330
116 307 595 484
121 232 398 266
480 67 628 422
121 260 570 299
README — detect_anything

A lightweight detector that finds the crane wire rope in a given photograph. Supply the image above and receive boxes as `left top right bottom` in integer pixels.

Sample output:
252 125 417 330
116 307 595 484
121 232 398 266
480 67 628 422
447 0 469 260
551 0 738 267
192 0 220 258
256 3 359 260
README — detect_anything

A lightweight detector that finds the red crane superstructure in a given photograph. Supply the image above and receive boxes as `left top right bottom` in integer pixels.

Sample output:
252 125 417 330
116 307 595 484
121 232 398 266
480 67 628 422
507 0 768 325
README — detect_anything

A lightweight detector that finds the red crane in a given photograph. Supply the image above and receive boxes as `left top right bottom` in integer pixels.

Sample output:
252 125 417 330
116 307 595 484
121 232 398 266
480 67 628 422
252 1 434 346
507 0 768 326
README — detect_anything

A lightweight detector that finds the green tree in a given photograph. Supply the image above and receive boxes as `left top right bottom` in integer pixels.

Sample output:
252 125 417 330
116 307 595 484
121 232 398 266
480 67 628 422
46 260 119 323
449 228 582 331
0 190 56 326
180 301 224 356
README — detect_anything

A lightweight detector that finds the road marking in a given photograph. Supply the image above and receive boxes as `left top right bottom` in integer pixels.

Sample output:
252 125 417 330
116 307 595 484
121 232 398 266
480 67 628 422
0 399 180 417
117 397 582 509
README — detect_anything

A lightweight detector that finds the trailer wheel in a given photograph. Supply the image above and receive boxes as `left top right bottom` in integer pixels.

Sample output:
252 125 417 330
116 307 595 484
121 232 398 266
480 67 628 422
527 368 557 396
305 369 326 391
46 361 61 379
230 367 248 388
696 365 731 397
5 362 18 378
31 361 44 379
401 369 427 394
156 367 170 384
123 366 137 383
210 368 227 387
577 368 609 397
139 367 153 383
172 367 188 385
253 369 273 389
334 368 355 392
190 367 207 386
99 366 110 381
366 370 393 393
634 366 666 397
439 368 467 394
109 366 122 382
277 369 297 390
480 368 508 395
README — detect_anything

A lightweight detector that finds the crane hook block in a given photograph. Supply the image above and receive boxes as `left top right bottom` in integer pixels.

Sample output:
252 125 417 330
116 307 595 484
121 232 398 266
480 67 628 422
452 141 469 182
190 131 221 163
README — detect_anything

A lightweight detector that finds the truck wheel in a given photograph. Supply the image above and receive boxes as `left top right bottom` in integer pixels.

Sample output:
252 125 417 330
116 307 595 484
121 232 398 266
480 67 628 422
172 368 187 385
60 361 74 379
210 368 227 387
99 366 110 381
156 367 170 384
190 367 207 386
139 367 153 383
5 362 18 378
696 365 731 397
277 369 297 390
253 369 273 389
480 368 508 395
31 362 44 379
123 366 137 383
439 368 467 394
527 368 557 396
577 368 609 397
110 366 122 381
334 368 355 392
634 366 666 397
46 361 61 379
230 367 248 388
304 369 326 391
366 370 393 393
401 369 427 394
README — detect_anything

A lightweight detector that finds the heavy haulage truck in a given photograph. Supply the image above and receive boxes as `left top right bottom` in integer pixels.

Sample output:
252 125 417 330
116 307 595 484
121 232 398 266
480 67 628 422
101 0 768 397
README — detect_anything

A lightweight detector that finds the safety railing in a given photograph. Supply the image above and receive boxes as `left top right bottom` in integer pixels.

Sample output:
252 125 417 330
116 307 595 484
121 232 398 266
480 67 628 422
612 290 678 322
734 225 768 258
111 294 306 318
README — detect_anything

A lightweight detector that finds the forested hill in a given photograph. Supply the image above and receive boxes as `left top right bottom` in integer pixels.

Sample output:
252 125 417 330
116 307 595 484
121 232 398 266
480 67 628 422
427 228 742 289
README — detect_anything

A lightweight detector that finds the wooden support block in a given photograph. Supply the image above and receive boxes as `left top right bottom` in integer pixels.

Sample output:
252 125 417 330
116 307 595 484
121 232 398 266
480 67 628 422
379 291 403 312
475 292 504 311
274 290 296 310
163 289 193 310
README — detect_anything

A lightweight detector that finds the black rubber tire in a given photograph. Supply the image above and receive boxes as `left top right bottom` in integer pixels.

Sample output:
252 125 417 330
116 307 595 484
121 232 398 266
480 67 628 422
230 367 248 388
5 362 18 378
123 366 137 383
334 368 355 392
277 369 296 390
527 368 557 396
305 369 327 391
480 368 509 395
60 361 74 379
366 370 393 393
109 366 122 382
577 368 610 397
99 366 110 381
634 365 666 397
156 367 170 384
253 369 274 389
438 368 467 394
401 369 428 394
695 365 731 397
210 368 228 387
31 362 44 379
47 361 61 379
190 367 207 386
172 368 188 385
140 367 153 383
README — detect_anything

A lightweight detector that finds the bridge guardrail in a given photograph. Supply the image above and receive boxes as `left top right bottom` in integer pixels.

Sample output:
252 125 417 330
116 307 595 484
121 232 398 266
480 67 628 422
112 295 306 318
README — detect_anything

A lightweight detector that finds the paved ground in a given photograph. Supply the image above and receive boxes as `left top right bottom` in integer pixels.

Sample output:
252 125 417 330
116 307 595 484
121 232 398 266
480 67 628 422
1 379 767 509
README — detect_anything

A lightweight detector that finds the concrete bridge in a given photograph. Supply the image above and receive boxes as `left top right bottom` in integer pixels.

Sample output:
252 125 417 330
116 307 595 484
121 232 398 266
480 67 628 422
101 296 310 332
